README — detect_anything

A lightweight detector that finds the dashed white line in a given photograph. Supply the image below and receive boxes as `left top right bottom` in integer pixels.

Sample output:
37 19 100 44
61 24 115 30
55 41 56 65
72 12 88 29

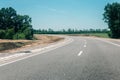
84 45 87 47
78 51 83 56
84 40 87 47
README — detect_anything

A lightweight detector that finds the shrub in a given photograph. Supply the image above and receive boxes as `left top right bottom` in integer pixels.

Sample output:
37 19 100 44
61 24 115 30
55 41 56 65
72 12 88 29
13 33 25 39
0 30 5 39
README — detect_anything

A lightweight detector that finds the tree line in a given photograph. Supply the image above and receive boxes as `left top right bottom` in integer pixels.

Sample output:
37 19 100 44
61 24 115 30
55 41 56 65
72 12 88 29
33 28 108 34
0 7 33 39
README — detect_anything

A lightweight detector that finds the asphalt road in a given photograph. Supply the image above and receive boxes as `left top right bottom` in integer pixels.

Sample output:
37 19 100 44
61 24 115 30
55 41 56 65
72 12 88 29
0 36 120 80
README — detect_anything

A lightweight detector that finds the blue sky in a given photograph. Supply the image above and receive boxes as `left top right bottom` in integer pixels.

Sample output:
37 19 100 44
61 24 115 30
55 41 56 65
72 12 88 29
0 0 120 30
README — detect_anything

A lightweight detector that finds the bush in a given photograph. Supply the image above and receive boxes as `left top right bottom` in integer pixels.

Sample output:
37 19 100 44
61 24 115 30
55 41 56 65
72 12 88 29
13 33 25 39
108 31 112 38
5 28 14 39
23 27 33 40
0 30 5 39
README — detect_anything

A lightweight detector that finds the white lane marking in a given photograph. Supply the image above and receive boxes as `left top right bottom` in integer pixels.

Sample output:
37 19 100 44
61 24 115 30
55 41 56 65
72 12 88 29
84 45 86 47
83 40 87 47
0 38 74 67
97 38 120 47
0 53 30 61
78 51 83 56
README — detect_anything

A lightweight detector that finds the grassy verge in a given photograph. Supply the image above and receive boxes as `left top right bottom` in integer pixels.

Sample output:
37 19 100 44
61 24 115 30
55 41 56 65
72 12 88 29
83 33 109 38
68 33 109 38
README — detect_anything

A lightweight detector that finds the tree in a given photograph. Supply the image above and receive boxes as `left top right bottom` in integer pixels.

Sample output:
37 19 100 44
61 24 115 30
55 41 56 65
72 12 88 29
0 30 5 39
0 7 33 39
103 2 120 38
0 7 17 30
5 28 14 39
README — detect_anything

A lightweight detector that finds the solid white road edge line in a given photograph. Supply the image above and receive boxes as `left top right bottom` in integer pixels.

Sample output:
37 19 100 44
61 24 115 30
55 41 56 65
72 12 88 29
0 38 74 67
0 53 29 60
78 51 83 56
96 38 120 47
84 45 86 47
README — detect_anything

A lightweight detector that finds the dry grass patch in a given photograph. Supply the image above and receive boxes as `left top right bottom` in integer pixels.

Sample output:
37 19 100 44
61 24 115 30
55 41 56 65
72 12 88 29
0 35 63 53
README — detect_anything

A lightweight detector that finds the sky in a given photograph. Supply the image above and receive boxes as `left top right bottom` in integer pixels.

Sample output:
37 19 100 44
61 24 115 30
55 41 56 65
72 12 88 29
0 0 120 30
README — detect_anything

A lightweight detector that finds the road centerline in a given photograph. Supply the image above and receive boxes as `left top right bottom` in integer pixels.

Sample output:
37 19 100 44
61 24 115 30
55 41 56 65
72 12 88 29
83 40 87 47
84 45 87 47
78 51 83 56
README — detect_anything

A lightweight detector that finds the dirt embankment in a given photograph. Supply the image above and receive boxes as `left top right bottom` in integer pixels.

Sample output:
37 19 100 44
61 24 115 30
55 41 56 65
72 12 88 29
0 35 64 53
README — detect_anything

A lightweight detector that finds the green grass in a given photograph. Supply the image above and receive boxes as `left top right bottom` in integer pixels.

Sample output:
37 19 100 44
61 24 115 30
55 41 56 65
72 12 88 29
85 33 109 38
68 33 109 38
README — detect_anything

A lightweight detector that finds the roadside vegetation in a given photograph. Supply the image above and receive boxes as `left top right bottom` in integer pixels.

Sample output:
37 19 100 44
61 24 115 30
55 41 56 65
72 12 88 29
68 33 109 38
34 28 109 38
103 2 120 38
0 35 63 52
83 33 109 38
0 7 33 40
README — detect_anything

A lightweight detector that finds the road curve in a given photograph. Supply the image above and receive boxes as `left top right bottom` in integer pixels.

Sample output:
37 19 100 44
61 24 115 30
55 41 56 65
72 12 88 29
0 36 120 80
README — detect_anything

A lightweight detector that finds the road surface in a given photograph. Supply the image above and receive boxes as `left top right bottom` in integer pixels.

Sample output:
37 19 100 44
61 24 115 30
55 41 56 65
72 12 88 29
0 36 120 80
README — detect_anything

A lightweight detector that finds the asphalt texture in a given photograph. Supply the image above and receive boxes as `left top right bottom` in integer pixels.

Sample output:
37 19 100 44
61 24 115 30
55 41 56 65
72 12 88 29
0 36 120 80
